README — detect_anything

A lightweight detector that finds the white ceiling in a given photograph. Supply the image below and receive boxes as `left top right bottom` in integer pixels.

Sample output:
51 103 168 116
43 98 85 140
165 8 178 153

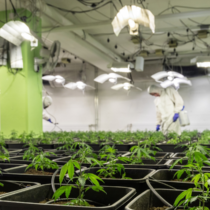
1 0 210 72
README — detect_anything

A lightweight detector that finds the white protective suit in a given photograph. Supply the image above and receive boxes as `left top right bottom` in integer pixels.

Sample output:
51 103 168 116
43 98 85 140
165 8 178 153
42 96 52 121
148 85 184 135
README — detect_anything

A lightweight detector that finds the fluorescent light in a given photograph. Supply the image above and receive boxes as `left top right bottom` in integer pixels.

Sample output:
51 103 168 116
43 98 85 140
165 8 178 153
197 62 210 68
111 67 131 73
108 62 131 73
112 5 155 36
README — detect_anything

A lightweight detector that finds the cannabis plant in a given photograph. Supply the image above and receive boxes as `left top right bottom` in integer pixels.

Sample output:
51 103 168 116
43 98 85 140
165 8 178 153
129 140 158 164
97 146 131 179
174 155 210 210
26 151 58 172
53 146 105 206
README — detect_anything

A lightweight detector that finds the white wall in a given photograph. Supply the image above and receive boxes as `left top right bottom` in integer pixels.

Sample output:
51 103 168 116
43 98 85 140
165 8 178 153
43 64 210 132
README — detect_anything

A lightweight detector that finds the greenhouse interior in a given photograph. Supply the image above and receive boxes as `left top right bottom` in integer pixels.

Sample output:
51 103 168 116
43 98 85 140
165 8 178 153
1 0 210 209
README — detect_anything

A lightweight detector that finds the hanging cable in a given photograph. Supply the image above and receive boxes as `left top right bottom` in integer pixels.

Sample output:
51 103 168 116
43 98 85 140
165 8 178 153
47 1 112 13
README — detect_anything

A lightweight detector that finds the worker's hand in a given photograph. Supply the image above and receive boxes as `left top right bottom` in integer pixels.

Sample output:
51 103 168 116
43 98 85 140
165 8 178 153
156 125 160 131
47 119 53 123
173 113 179 122
182 106 185 111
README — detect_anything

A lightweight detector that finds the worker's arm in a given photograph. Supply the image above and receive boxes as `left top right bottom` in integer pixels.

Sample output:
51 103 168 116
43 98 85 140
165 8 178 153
43 110 53 123
167 88 184 113
155 98 162 125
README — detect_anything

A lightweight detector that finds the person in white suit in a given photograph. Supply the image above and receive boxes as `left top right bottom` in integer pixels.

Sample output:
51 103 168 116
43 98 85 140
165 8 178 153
42 96 53 123
148 85 184 135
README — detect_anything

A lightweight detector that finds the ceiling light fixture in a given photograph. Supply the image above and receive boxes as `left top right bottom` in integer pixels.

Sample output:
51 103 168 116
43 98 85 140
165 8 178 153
94 73 130 84
111 82 142 91
0 21 38 47
151 71 192 90
64 81 95 91
42 75 65 87
112 5 155 36
108 62 133 73
191 56 210 68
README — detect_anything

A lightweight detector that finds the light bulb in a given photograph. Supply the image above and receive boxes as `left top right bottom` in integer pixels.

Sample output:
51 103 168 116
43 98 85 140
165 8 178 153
109 78 117 83
21 32 35 41
168 76 173 81
123 83 131 90
77 81 86 90
128 19 136 29
55 78 64 84
197 62 210 68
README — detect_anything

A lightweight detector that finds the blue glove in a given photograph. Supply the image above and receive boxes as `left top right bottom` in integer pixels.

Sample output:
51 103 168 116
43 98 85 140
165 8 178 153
47 119 53 123
182 106 185 111
173 113 179 122
156 125 160 131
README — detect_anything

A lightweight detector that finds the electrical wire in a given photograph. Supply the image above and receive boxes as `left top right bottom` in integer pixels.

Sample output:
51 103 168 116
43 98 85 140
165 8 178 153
47 1 112 13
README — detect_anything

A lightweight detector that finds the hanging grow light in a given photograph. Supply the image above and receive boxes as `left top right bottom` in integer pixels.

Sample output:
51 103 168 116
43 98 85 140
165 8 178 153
0 21 38 47
112 5 155 36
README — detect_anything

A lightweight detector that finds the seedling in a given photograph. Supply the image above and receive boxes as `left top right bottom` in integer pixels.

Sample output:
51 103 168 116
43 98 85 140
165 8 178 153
53 143 105 206
174 155 210 210
97 146 131 179
26 151 58 172
129 140 157 164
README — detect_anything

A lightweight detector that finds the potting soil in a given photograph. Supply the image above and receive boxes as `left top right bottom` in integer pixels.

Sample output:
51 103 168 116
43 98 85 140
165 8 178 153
150 206 169 210
25 168 58 176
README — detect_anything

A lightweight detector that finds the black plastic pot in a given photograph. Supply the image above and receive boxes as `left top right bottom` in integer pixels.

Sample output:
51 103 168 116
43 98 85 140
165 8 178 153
168 159 210 169
115 159 170 170
2 165 61 184
80 167 155 194
0 163 27 170
124 152 174 159
125 189 210 210
0 180 40 198
125 189 181 210
6 143 55 150
170 153 186 159
149 169 195 190
0 184 136 210
156 144 187 153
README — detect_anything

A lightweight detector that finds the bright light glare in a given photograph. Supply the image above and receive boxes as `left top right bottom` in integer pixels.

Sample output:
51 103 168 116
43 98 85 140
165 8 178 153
109 78 117 83
197 62 210 68
128 19 136 29
77 81 86 90
123 83 131 90
21 32 35 41
168 76 173 81
124 86 130 90
55 78 64 84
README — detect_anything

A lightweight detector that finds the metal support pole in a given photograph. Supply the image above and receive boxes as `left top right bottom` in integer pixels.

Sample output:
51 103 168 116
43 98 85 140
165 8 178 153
94 68 99 131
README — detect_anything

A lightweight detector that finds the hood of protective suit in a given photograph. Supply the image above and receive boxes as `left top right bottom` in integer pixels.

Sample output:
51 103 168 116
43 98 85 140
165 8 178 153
147 85 163 95
43 96 52 109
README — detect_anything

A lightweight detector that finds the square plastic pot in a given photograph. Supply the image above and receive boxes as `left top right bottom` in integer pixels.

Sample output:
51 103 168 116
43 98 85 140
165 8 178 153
125 189 210 210
168 159 210 170
2 165 60 184
0 184 136 210
0 180 40 198
115 159 171 170
156 144 187 153
149 169 196 190
80 167 155 194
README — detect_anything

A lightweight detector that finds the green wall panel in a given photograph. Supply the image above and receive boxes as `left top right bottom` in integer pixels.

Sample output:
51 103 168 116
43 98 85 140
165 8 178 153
0 9 43 137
